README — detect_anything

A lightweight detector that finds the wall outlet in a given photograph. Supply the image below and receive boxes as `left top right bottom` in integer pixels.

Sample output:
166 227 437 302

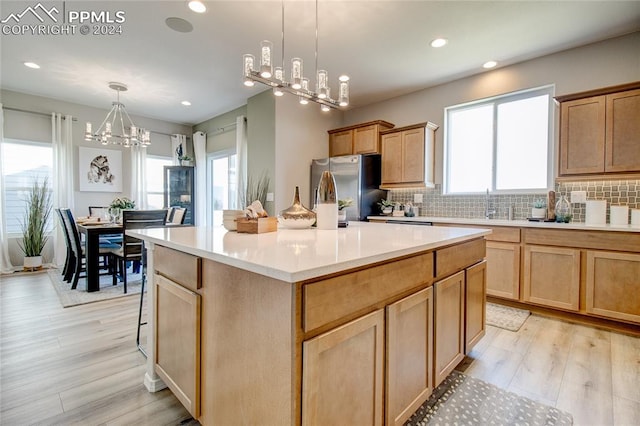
413 193 423 203
570 190 587 203
266 192 274 202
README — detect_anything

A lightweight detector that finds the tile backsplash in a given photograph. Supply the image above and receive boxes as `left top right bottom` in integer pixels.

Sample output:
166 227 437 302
388 179 640 223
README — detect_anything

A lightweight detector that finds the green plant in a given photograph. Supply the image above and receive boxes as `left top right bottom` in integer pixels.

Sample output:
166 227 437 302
110 197 135 209
240 172 270 209
180 155 192 162
19 178 52 257
338 198 353 210
378 199 395 208
533 199 546 208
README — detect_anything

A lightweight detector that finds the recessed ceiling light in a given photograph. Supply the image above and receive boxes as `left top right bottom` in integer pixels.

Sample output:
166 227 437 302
430 38 448 48
165 17 193 33
483 61 498 69
188 1 206 13
24 62 40 69
181 101 192 106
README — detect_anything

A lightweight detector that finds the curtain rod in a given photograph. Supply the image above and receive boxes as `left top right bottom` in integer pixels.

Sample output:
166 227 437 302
3 106 78 121
207 118 245 136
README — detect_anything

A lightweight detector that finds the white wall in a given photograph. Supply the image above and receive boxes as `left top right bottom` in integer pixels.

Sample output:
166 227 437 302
344 32 640 184
274 96 342 213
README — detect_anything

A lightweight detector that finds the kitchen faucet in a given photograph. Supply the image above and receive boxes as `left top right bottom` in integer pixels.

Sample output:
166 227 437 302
485 189 496 219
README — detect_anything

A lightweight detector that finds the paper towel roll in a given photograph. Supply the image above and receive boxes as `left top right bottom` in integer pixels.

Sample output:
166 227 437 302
610 205 629 226
585 200 607 225
631 209 640 228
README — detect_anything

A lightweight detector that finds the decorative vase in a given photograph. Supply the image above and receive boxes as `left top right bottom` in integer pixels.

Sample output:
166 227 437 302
338 210 347 221
316 171 338 230
108 207 121 223
277 186 316 229
555 195 572 223
23 255 43 270
531 207 546 219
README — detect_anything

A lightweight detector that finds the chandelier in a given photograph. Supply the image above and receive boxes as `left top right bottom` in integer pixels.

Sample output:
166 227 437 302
84 82 151 147
242 0 349 111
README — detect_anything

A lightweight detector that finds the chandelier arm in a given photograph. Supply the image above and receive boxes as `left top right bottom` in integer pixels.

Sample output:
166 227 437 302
121 106 137 135
281 0 285 70
95 104 117 136
117 105 128 139
315 0 318 81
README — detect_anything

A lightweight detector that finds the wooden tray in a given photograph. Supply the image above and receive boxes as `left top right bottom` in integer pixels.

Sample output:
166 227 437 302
236 217 277 234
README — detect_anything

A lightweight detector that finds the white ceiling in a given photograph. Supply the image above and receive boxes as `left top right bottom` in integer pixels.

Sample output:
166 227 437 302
1 1 639 126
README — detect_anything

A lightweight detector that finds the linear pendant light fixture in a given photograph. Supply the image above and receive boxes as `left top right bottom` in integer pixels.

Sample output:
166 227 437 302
243 0 349 111
84 82 150 147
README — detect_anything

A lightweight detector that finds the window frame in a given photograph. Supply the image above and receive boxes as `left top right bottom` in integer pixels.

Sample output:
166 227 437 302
206 148 237 227
144 154 173 209
443 85 555 195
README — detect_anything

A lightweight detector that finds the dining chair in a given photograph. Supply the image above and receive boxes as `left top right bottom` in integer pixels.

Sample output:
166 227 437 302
55 208 75 282
109 209 167 293
60 208 119 290
167 206 187 224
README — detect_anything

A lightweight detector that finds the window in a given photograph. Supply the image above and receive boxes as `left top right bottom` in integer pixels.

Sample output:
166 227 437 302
145 155 173 209
444 86 554 194
207 150 237 226
1 139 53 234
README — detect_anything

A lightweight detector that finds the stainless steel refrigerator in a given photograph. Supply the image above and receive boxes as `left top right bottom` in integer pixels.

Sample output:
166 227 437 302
310 154 387 221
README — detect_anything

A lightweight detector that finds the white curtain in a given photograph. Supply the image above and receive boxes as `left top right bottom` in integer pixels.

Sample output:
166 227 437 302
235 115 247 209
52 113 74 267
131 145 148 210
171 134 186 165
193 131 206 226
0 104 15 273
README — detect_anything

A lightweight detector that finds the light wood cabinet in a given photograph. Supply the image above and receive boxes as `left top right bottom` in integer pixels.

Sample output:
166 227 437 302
386 287 434 426
155 274 201 418
465 261 486 353
433 271 465 387
380 122 439 189
486 241 521 300
557 82 640 177
586 251 640 323
523 245 580 312
302 309 384 426
328 120 394 156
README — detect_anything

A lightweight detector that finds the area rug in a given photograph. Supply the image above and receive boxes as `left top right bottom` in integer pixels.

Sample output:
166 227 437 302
486 302 531 332
48 269 143 308
405 370 573 425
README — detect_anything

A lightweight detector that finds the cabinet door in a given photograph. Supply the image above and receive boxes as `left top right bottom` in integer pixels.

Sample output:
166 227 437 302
465 261 486 354
559 96 606 175
329 130 353 157
433 271 465 387
381 132 403 184
386 287 433 426
605 89 640 173
155 274 201 418
486 241 520 300
353 124 379 154
302 309 384 426
586 251 640 323
523 245 580 311
401 128 425 183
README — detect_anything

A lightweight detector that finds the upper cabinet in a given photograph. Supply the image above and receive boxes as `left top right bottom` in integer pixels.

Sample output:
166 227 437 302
380 122 439 189
328 120 395 156
556 82 640 178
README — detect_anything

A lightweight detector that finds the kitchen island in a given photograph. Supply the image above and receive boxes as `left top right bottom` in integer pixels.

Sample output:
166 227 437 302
128 221 490 425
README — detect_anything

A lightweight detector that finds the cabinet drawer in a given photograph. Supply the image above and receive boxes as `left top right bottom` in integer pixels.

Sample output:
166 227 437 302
524 228 640 252
435 238 485 280
154 245 202 291
303 252 434 333
434 224 520 243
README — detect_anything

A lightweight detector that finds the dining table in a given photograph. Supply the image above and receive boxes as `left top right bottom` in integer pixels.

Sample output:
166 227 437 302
77 222 123 292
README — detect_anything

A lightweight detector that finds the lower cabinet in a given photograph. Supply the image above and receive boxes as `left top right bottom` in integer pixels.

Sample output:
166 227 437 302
586 250 640 323
302 309 385 426
155 274 201 418
486 241 520 300
433 271 465 387
386 287 434 426
465 261 487 353
523 245 580 311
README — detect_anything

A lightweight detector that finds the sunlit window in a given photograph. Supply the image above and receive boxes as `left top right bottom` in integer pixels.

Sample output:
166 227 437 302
208 151 237 226
145 156 173 208
444 86 554 194
1 140 53 234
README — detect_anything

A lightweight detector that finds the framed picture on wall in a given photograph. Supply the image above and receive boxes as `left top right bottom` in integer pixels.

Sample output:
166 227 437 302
79 146 123 192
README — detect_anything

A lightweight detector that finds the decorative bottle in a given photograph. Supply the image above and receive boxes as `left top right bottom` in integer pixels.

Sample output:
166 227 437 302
277 186 316 228
316 171 338 230
555 195 572 223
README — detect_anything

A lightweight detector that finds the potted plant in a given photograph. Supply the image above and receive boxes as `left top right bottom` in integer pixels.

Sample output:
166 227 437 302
531 199 547 219
179 155 193 166
109 197 135 223
337 198 353 221
19 178 52 270
378 199 395 215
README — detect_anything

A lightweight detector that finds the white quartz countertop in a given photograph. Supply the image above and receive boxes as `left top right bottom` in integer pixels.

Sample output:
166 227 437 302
368 216 640 233
127 221 490 283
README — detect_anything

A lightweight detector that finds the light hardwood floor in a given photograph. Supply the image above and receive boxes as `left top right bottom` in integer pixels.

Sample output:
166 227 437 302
2 271 639 425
